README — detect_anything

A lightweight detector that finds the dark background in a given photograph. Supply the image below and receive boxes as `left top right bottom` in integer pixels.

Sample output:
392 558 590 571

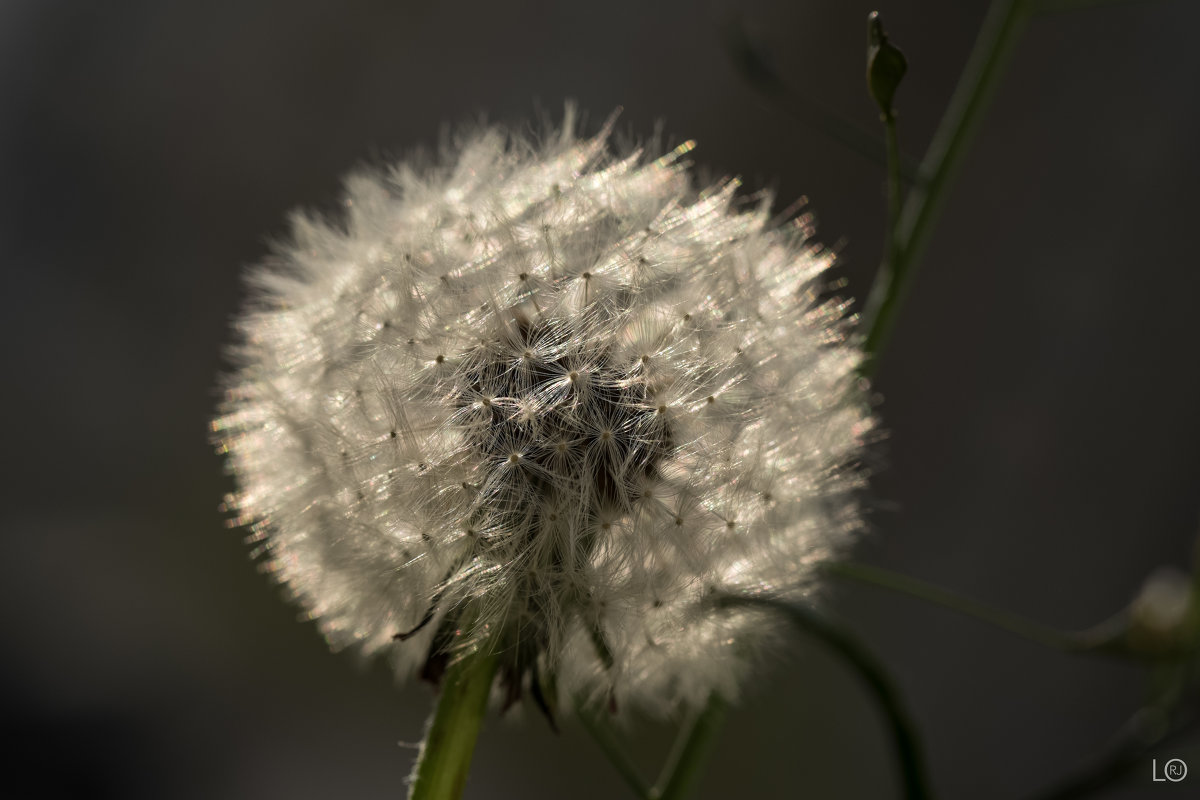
3 0 1198 797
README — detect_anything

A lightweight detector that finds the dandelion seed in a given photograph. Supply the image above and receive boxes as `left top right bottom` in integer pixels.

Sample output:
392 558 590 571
212 107 872 717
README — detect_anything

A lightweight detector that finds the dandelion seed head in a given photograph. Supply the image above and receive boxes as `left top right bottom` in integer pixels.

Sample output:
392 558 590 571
213 107 872 717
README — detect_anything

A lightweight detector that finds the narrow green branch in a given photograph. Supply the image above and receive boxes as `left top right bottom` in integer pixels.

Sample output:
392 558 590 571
862 0 1033 365
884 118 903 263
864 113 903 379
652 694 729 800
577 706 654 799
823 561 1094 652
408 651 499 800
714 593 933 800
1025 709 1199 799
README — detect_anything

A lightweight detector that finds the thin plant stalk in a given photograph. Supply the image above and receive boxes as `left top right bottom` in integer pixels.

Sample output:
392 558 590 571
408 651 500 800
863 0 1033 366
621 5 1041 796
652 694 729 800
714 594 933 800
822 561 1095 652
875 111 903 361
1026 709 1199 799
577 708 654 798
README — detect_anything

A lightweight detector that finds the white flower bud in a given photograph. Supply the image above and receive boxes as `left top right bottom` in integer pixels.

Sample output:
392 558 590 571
1127 567 1199 657
211 108 873 718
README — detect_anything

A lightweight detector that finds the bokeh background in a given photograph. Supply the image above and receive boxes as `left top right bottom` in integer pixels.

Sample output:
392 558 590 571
3 0 1198 797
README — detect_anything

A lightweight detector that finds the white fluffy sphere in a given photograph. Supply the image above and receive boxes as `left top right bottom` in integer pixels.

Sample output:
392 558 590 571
212 108 872 717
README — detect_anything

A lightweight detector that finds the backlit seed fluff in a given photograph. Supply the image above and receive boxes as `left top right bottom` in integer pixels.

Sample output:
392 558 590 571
212 108 873 718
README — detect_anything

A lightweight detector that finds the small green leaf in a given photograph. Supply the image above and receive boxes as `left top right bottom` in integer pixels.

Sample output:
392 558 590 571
867 11 908 120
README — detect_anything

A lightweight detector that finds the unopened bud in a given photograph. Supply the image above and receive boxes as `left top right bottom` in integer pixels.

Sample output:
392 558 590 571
867 11 907 121
1127 567 1199 657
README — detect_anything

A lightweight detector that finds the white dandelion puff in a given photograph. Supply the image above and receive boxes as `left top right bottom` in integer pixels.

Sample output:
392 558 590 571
212 107 873 718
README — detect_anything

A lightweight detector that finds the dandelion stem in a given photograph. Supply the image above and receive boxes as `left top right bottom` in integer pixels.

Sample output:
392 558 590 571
879 111 903 331
408 651 499 800
714 594 933 800
1025 708 1199 799
577 708 654 798
862 0 1033 370
651 693 729 800
823 561 1093 652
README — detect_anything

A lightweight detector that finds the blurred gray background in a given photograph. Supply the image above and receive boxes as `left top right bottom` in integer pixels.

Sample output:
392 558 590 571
2 0 1198 797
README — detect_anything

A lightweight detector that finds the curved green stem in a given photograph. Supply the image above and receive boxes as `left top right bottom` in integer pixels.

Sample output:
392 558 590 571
408 651 499 800
714 594 933 800
652 694 729 800
823 561 1095 652
885 118 903 249
1026 709 1199 799
863 0 1033 368
869 111 903 373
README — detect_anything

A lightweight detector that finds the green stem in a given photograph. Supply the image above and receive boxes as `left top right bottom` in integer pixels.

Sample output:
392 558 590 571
1026 709 1199 799
885 118 903 256
863 112 904 369
862 0 1033 367
577 707 653 798
652 694 729 800
714 594 933 800
408 651 499 800
823 561 1094 652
